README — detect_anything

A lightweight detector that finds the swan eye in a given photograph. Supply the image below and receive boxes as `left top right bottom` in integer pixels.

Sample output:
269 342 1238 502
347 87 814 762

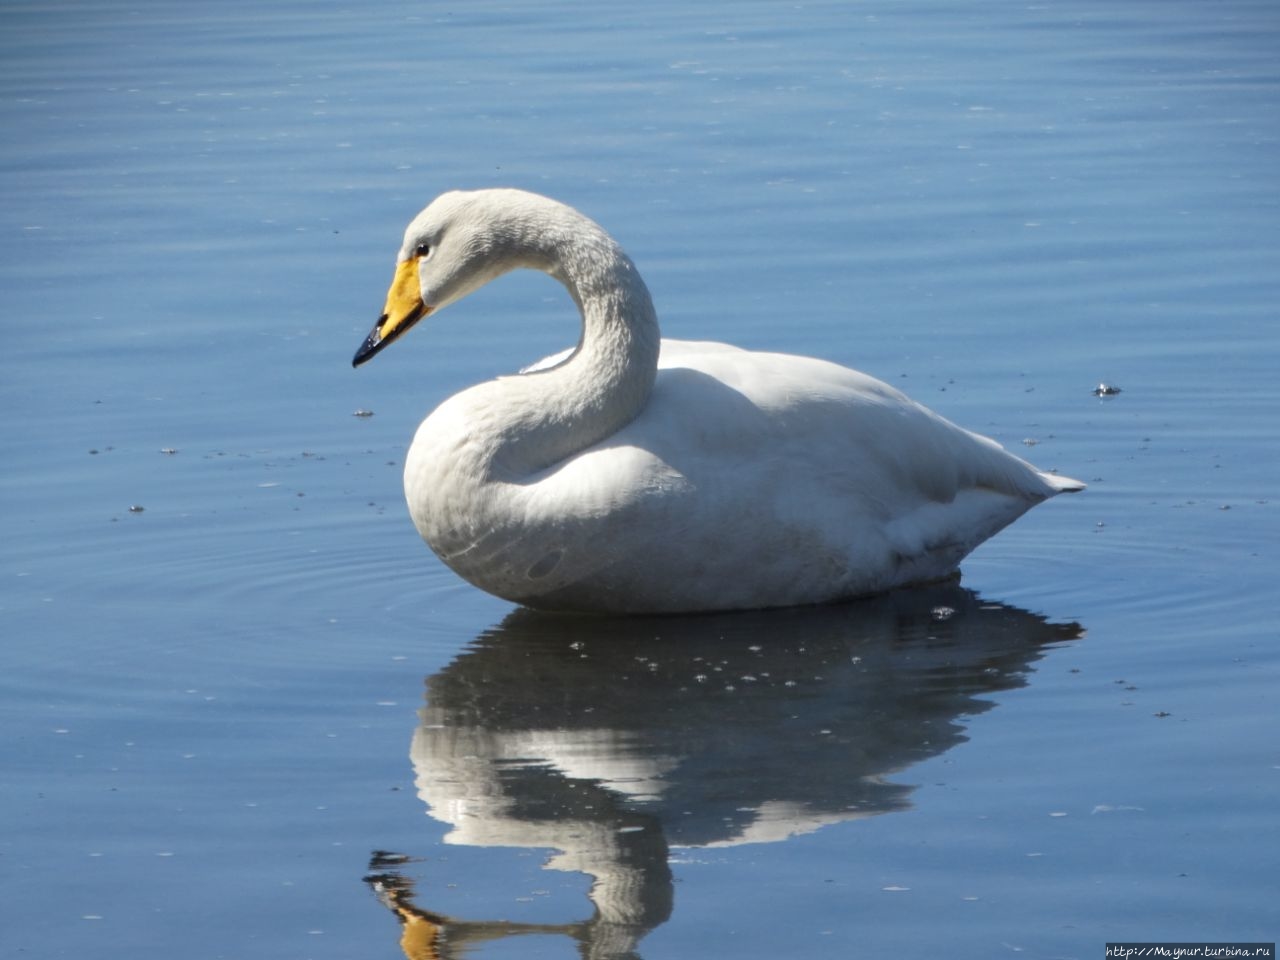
414 242 431 258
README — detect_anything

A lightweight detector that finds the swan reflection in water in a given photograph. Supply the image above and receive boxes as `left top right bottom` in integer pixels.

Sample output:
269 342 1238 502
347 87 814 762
365 582 1083 959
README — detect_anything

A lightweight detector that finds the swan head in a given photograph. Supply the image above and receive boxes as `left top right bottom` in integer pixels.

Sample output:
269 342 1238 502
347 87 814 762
352 189 569 367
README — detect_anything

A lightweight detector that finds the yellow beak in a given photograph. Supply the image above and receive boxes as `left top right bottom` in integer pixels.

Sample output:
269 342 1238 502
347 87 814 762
352 258 431 367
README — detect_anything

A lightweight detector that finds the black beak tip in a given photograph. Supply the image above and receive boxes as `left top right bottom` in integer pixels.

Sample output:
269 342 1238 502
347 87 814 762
352 316 390 368
351 336 377 368
352 338 375 367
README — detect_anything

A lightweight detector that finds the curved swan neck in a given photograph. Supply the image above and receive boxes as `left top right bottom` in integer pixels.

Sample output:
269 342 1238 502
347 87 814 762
479 196 660 480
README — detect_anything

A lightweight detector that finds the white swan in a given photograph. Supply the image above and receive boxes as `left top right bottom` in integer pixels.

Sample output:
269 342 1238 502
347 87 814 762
353 189 1082 614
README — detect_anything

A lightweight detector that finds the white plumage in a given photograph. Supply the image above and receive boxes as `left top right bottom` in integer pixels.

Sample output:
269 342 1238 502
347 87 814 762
353 189 1082 613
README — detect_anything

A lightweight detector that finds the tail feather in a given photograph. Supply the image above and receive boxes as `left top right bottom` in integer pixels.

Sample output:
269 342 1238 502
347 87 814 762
1041 471 1086 494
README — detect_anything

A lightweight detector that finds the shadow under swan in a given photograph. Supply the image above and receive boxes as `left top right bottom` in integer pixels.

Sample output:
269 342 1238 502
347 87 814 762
368 582 1084 959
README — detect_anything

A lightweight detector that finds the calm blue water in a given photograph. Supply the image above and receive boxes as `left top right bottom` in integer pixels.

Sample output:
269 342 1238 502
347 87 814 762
3 2 1277 957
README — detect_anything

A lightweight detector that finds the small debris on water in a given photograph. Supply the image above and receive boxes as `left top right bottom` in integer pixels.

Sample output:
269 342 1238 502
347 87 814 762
353 408 374 418
1093 383 1122 397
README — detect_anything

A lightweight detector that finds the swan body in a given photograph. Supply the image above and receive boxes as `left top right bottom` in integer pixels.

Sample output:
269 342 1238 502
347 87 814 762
354 189 1082 614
